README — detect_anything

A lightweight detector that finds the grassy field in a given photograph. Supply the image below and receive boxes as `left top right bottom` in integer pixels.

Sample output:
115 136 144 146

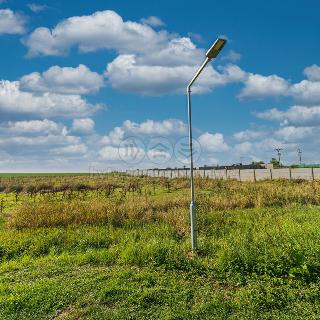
1 175 320 319
0 173 116 177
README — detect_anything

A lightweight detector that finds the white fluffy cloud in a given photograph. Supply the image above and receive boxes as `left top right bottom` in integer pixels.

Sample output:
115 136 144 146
27 3 47 13
136 37 204 67
0 9 26 34
1 119 65 135
24 10 246 95
99 145 145 161
106 54 195 95
239 74 289 99
234 141 253 154
106 55 246 95
290 80 320 105
71 118 95 134
0 80 100 117
24 10 168 57
275 126 315 142
23 10 320 102
0 132 79 144
123 119 187 135
140 16 165 27
256 105 320 126
101 119 188 146
0 118 93 171
222 50 241 62
239 65 320 104
51 144 88 155
233 129 268 141
20 64 104 94
304 64 320 81
198 132 229 152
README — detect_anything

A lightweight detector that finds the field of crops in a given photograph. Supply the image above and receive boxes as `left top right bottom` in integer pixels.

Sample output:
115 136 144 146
1 174 320 319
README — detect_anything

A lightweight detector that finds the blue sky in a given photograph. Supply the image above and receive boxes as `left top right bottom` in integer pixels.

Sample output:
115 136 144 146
1 0 320 171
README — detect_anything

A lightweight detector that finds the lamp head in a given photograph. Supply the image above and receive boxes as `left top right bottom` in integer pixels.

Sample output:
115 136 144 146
206 38 227 60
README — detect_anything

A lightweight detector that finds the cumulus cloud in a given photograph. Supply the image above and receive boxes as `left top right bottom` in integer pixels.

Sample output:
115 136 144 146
234 141 253 154
99 145 145 161
101 119 187 146
0 119 65 135
304 64 320 81
140 16 165 27
20 64 104 95
0 134 80 147
238 64 320 104
0 80 101 118
27 3 47 13
289 80 320 105
24 10 250 96
198 132 229 152
106 55 246 95
0 9 26 34
71 118 95 134
256 105 320 126
101 127 125 146
274 126 315 142
136 37 204 67
239 73 289 99
51 144 88 155
22 9 320 102
222 49 241 62
0 118 92 170
233 129 268 141
123 119 187 135
24 10 168 57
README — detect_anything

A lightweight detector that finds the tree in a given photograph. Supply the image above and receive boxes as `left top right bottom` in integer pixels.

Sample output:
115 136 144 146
270 158 280 168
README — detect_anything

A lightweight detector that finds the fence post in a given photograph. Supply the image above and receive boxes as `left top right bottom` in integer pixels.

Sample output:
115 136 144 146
312 167 315 181
238 169 241 182
253 169 256 182
289 168 292 181
225 168 228 180
270 168 273 180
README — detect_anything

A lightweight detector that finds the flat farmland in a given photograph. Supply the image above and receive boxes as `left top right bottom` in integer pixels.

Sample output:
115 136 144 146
1 175 320 319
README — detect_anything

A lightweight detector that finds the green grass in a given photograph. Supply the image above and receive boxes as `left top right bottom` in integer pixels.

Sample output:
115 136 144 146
2 206 320 319
2 177 320 319
0 173 112 177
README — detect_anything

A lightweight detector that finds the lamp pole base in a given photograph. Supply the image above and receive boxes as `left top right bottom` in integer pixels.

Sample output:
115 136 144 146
190 201 197 251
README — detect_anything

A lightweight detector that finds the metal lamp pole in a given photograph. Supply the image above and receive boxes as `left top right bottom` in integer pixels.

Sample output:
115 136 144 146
187 38 227 251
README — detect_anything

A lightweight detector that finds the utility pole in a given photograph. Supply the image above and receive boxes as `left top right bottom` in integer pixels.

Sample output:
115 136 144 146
275 148 283 166
297 148 302 166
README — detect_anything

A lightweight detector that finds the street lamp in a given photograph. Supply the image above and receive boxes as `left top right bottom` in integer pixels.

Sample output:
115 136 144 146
187 38 227 251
